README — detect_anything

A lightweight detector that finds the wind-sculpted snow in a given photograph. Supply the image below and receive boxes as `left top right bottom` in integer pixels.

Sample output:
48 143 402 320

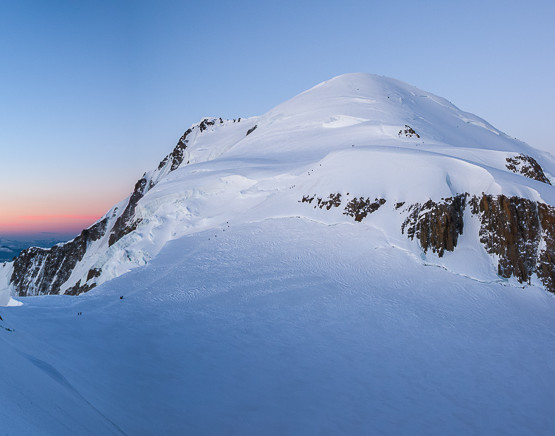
3 72 555 302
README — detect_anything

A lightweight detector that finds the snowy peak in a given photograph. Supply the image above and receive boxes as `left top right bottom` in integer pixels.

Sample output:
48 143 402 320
260 73 489 139
2 73 555 303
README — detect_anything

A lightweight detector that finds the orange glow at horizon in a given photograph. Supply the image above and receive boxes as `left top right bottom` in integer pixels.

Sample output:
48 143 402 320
0 183 128 237
0 214 102 236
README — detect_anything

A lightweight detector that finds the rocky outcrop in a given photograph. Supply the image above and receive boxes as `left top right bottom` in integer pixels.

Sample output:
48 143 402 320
246 125 257 136
157 127 193 172
402 194 467 257
402 193 555 293
300 193 385 219
10 218 108 296
301 193 342 210
108 176 149 246
398 125 420 138
468 195 555 290
344 197 386 222
505 154 551 184
536 203 555 291
64 279 97 296
87 267 102 281
469 195 540 283
199 118 216 132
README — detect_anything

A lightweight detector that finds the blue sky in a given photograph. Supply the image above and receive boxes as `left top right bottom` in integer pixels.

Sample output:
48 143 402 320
1 0 554 235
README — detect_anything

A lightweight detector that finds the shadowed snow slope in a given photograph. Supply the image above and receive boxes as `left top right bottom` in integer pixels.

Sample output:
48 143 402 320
2 219 555 434
2 73 555 433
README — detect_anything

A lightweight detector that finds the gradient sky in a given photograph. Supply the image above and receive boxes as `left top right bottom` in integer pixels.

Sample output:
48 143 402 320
1 0 554 237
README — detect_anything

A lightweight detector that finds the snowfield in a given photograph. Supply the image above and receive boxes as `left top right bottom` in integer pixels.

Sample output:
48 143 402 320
2 219 555 434
2 73 555 434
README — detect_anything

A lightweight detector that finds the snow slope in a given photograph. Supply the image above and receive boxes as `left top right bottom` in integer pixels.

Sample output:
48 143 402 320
2 73 555 433
1 219 555 434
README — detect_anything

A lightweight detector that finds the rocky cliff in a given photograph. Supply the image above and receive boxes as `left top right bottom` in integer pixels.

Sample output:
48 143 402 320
11 218 108 296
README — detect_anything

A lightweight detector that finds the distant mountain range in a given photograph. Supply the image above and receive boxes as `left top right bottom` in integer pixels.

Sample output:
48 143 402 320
0 236 71 263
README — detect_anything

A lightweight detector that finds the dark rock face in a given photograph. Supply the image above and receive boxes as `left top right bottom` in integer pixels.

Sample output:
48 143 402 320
402 194 467 257
401 193 555 293
505 154 551 184
246 125 257 136
108 176 149 247
469 195 540 283
536 203 555 291
469 195 555 291
344 197 386 222
10 218 108 296
157 128 193 172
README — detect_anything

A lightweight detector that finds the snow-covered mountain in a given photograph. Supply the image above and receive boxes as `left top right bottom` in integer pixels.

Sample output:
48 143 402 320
2 74 555 434
2 73 555 301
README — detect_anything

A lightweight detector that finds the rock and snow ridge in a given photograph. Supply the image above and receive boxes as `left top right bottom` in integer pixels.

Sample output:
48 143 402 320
2 72 555 302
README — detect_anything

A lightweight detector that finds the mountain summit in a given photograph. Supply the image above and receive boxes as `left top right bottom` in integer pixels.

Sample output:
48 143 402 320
2 73 555 301
2 74 555 434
